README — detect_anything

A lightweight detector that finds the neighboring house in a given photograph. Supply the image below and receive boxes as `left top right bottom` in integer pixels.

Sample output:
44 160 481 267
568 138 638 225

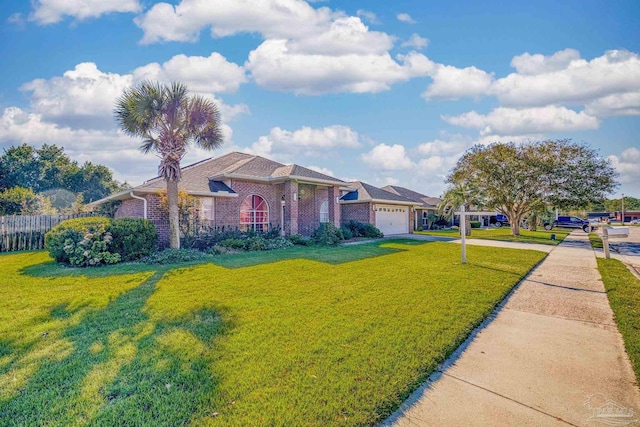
90 152 345 244
382 185 441 230
340 181 420 235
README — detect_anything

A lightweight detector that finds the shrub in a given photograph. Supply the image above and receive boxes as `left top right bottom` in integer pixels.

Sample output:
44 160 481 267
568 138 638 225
340 225 354 240
63 229 121 267
265 237 294 250
243 236 267 251
342 220 383 239
141 248 209 265
311 223 344 246
45 217 113 263
220 239 245 250
287 234 312 246
108 218 158 261
470 221 482 229
361 223 383 238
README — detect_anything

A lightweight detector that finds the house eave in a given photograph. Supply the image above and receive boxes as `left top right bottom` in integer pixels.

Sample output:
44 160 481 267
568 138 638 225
209 173 344 186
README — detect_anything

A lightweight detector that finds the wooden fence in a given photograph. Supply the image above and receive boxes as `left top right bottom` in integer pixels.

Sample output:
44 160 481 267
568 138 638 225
0 213 94 252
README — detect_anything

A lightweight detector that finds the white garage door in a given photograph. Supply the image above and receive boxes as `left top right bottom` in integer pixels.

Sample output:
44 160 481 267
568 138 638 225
375 205 409 235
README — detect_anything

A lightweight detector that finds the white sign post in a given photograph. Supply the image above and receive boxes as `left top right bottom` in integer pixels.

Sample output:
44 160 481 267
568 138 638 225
454 208 500 265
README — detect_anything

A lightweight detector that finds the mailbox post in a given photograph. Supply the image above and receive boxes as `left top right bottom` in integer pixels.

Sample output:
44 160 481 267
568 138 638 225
454 208 500 265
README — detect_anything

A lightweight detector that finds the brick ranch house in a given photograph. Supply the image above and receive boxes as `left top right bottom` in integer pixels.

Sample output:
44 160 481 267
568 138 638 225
382 185 441 230
90 152 428 244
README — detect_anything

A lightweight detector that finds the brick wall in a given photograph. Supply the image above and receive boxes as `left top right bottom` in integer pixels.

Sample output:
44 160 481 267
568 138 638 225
328 186 341 227
216 180 281 231
114 198 144 219
341 203 374 225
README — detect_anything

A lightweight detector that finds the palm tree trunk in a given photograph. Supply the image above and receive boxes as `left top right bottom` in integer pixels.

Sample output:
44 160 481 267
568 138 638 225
166 179 181 249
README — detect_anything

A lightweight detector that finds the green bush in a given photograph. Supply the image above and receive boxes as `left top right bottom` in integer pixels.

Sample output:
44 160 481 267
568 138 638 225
243 236 267 251
361 223 383 238
108 217 158 261
287 234 312 246
141 248 210 264
63 229 121 267
311 223 344 246
45 217 113 263
220 238 245 250
342 220 383 238
340 225 354 240
470 221 482 229
265 237 294 250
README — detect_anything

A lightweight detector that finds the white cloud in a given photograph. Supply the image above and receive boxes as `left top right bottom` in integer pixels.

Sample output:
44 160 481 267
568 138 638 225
246 40 434 95
417 137 473 156
132 52 246 94
307 165 335 177
423 64 493 100
135 0 334 44
585 91 640 117
287 17 394 56
30 0 140 25
246 125 362 159
356 9 379 25
19 58 247 130
396 13 416 24
608 147 640 185
21 63 133 130
493 49 640 108
361 143 414 170
0 107 236 186
510 48 581 75
442 106 599 135
401 33 429 50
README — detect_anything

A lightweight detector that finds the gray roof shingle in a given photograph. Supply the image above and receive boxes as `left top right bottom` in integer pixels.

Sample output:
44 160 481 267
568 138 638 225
135 151 343 194
382 185 441 208
341 181 417 204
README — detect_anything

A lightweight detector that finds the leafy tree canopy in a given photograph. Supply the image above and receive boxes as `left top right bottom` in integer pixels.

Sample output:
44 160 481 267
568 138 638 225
446 139 619 235
0 143 129 206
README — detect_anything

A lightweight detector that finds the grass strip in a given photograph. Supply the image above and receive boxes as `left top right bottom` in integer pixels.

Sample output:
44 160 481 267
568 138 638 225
596 258 640 383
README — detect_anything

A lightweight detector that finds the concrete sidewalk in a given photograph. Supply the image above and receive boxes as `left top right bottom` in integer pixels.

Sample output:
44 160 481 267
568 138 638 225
383 231 640 426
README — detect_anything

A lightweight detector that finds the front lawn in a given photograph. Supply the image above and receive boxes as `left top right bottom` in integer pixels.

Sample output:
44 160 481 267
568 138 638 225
1 241 545 426
596 258 640 382
416 227 571 245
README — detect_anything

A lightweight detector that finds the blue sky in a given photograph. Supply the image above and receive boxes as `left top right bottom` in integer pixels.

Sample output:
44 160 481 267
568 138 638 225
1 0 639 197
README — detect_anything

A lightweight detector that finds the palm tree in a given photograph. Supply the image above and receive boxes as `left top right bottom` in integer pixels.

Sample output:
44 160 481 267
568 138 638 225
114 81 223 249
438 183 484 236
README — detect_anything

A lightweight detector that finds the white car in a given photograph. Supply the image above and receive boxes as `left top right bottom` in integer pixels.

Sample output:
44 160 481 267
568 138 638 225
633 219 640 225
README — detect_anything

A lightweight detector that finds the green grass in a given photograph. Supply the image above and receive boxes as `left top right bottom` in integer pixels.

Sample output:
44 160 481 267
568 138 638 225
589 232 604 249
596 258 640 382
416 227 571 245
0 242 545 426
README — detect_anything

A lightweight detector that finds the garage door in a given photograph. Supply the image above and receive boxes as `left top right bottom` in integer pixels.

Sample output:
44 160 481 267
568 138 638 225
375 205 409 235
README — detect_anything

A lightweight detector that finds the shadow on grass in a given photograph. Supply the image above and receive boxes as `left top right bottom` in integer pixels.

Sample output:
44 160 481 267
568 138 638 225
22 240 424 278
0 272 223 426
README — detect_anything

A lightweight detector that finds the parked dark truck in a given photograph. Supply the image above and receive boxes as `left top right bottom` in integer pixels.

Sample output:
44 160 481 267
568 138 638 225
544 216 591 232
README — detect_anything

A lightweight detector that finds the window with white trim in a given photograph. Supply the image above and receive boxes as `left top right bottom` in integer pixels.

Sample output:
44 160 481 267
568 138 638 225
199 197 215 222
240 195 269 232
320 200 329 223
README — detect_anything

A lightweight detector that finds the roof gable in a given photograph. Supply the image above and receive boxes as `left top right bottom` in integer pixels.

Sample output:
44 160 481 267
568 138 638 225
382 185 441 208
341 181 417 204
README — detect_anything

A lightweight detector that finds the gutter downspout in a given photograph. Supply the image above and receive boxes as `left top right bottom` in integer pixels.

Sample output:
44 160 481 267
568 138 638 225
129 192 148 219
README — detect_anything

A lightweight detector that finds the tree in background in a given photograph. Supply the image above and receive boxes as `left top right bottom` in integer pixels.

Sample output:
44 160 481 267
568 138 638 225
447 139 618 236
115 81 223 249
0 143 128 214
0 187 37 215
438 183 484 236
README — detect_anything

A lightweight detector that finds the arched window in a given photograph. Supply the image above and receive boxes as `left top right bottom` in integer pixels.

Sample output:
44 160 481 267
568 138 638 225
319 200 329 223
240 195 269 232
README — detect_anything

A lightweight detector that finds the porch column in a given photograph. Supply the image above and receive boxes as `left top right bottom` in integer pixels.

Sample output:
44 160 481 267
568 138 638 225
328 185 341 227
284 181 299 235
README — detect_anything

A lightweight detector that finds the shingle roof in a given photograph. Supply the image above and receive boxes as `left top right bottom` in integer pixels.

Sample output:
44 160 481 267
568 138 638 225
341 181 417 204
382 185 441 208
135 151 343 194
